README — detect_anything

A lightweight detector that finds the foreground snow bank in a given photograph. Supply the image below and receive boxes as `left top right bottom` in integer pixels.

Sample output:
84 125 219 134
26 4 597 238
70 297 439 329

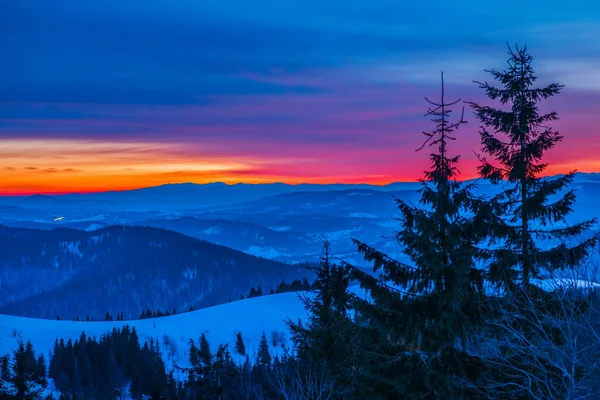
0 278 595 371
0 292 309 372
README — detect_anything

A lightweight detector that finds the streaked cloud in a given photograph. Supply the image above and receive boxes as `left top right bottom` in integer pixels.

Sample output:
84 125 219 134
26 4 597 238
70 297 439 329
539 60 600 91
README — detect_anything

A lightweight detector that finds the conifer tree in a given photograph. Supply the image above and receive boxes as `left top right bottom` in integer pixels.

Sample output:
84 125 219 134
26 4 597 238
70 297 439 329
0 355 9 381
0 354 10 397
212 344 234 397
34 354 46 383
10 340 47 399
188 339 200 380
288 243 354 363
467 44 597 290
235 332 246 356
349 73 488 398
198 333 212 369
463 43 600 399
256 332 271 366
288 241 358 396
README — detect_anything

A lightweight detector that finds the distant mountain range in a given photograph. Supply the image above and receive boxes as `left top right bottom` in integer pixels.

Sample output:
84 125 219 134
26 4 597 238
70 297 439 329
3 172 598 216
0 224 311 320
0 185 425 263
0 180 423 212
1 173 599 266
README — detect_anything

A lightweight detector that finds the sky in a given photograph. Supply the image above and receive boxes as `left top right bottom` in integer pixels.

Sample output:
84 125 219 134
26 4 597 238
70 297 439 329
1 1 599 195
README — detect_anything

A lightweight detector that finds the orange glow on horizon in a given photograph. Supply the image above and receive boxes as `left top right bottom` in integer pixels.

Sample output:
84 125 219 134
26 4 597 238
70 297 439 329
1 138 598 196
0 171 423 196
0 139 419 195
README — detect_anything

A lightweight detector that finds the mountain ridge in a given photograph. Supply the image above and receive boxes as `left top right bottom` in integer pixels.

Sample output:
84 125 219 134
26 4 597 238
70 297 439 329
4 171 598 200
0 224 312 320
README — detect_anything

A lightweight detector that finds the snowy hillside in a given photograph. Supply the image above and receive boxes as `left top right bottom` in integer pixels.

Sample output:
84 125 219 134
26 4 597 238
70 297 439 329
0 292 309 374
0 277 597 400
2 277 595 373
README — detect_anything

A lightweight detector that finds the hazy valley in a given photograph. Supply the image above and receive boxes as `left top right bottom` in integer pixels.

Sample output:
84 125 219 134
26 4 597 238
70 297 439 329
1 174 599 320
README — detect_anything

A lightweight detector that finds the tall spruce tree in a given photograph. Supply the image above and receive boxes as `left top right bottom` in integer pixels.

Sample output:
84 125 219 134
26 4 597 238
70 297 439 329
287 241 357 394
467 43 597 290
198 333 212 370
234 332 246 356
349 73 488 399
256 332 271 367
10 340 48 399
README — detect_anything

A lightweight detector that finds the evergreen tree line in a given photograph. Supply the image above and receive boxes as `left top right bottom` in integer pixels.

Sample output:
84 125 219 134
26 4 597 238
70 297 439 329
177 328 343 399
0 325 333 399
100 312 126 322
242 278 312 300
139 309 180 320
59 308 196 322
47 326 175 399
58 312 127 322
57 277 312 322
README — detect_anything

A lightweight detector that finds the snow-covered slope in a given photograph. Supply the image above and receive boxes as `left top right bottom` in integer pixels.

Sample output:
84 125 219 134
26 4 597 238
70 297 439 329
0 277 596 376
0 292 309 372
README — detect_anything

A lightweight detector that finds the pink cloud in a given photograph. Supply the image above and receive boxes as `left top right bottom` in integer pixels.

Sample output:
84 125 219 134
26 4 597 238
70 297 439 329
2 69 599 189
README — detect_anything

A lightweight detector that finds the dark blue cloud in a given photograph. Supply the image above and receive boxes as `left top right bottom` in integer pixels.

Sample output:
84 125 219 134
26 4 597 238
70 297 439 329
0 0 598 106
0 104 92 120
2 4 330 104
